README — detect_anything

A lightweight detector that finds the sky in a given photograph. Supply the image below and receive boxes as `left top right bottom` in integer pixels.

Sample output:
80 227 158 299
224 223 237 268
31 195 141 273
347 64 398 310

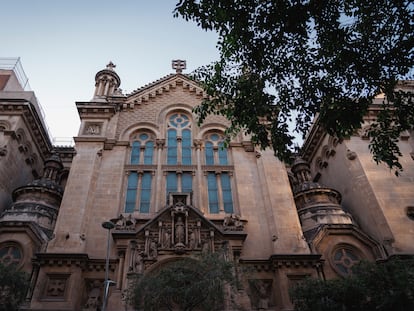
2 0 220 144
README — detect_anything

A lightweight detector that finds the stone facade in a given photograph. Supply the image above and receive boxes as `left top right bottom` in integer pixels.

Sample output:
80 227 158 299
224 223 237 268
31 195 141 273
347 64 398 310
0 59 413 310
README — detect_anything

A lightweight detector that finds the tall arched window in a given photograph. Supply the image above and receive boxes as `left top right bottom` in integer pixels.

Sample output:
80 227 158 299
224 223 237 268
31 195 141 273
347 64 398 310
125 132 155 213
166 113 192 165
165 113 193 200
204 133 234 214
130 133 154 165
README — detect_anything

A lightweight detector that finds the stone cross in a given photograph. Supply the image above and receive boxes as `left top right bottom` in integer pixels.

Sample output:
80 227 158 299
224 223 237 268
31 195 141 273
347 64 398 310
106 61 116 70
172 59 186 73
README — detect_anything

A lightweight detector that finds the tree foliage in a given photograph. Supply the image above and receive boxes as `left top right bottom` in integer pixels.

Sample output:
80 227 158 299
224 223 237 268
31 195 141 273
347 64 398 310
0 263 29 311
174 0 414 174
290 258 414 311
127 253 236 311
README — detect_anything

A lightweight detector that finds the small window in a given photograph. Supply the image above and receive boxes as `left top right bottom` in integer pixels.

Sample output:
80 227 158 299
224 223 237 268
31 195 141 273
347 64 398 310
207 172 219 214
406 206 414 221
0 243 23 267
330 245 361 276
130 132 154 165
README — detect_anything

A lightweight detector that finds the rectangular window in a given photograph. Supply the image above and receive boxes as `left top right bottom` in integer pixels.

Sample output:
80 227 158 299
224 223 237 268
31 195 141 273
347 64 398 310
144 142 154 165
182 173 192 193
166 172 177 195
218 142 228 165
207 172 219 213
221 173 234 213
125 172 138 213
130 142 140 164
182 129 192 165
205 142 214 165
167 129 177 165
139 173 152 213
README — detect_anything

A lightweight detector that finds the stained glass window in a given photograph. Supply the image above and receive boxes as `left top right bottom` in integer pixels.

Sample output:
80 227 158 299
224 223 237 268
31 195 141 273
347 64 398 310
125 173 138 213
139 173 152 213
130 141 140 164
167 129 177 165
207 173 219 213
221 173 233 213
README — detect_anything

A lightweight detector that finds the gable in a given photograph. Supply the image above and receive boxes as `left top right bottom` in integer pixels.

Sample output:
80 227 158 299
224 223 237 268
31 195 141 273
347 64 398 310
112 193 246 261
124 74 206 107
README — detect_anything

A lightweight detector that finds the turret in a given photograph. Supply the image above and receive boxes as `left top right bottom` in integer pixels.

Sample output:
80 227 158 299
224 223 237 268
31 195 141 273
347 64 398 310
291 158 354 236
0 153 64 237
92 61 121 99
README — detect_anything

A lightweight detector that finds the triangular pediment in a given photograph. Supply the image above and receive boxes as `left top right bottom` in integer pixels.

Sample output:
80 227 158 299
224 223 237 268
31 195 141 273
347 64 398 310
125 73 206 106
112 193 246 264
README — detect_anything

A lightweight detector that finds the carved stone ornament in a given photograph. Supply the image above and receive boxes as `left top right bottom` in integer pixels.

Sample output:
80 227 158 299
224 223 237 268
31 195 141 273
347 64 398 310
223 214 244 231
111 214 136 231
43 274 69 300
83 122 102 136
83 280 102 311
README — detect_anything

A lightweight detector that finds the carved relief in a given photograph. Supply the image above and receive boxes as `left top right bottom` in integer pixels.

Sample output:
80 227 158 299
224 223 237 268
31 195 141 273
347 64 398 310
119 193 246 275
83 123 102 136
112 214 136 230
223 214 244 231
43 274 69 300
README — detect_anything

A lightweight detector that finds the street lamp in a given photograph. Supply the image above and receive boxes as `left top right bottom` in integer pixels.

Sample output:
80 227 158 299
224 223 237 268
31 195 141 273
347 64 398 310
102 221 115 311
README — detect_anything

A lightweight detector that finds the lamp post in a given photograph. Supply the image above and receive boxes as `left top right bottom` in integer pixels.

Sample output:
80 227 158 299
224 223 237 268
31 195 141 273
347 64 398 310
102 221 115 311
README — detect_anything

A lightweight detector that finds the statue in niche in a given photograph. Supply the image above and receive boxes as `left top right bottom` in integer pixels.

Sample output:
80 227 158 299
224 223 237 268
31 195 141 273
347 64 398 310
129 241 144 272
83 280 101 311
175 216 185 246
201 239 210 254
189 230 197 249
132 251 144 274
162 228 171 248
149 239 158 259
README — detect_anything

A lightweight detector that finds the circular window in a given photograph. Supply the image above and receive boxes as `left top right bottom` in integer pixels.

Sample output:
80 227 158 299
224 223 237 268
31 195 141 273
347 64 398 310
169 113 189 128
406 206 414 221
331 245 361 276
0 244 23 267
139 133 149 141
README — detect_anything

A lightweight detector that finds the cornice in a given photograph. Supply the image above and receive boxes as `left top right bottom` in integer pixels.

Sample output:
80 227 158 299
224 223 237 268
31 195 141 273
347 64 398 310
240 254 322 271
76 102 118 118
0 100 52 157
33 253 117 272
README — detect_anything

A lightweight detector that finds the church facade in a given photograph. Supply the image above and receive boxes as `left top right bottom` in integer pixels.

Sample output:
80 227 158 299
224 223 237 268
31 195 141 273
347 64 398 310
0 58 413 310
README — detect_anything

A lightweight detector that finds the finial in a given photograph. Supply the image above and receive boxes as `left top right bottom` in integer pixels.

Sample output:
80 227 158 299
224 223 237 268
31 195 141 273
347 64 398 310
106 61 116 70
172 60 186 73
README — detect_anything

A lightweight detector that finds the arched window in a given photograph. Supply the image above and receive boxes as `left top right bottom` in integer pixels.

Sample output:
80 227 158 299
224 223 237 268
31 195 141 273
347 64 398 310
130 133 154 165
167 113 192 165
204 132 233 214
125 131 155 213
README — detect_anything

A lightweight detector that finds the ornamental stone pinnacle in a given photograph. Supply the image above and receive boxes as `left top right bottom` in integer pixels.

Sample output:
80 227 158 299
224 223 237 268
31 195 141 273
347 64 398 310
172 59 186 73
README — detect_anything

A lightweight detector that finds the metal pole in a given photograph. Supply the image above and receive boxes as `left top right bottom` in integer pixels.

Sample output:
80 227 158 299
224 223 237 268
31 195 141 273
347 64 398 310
102 221 115 311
